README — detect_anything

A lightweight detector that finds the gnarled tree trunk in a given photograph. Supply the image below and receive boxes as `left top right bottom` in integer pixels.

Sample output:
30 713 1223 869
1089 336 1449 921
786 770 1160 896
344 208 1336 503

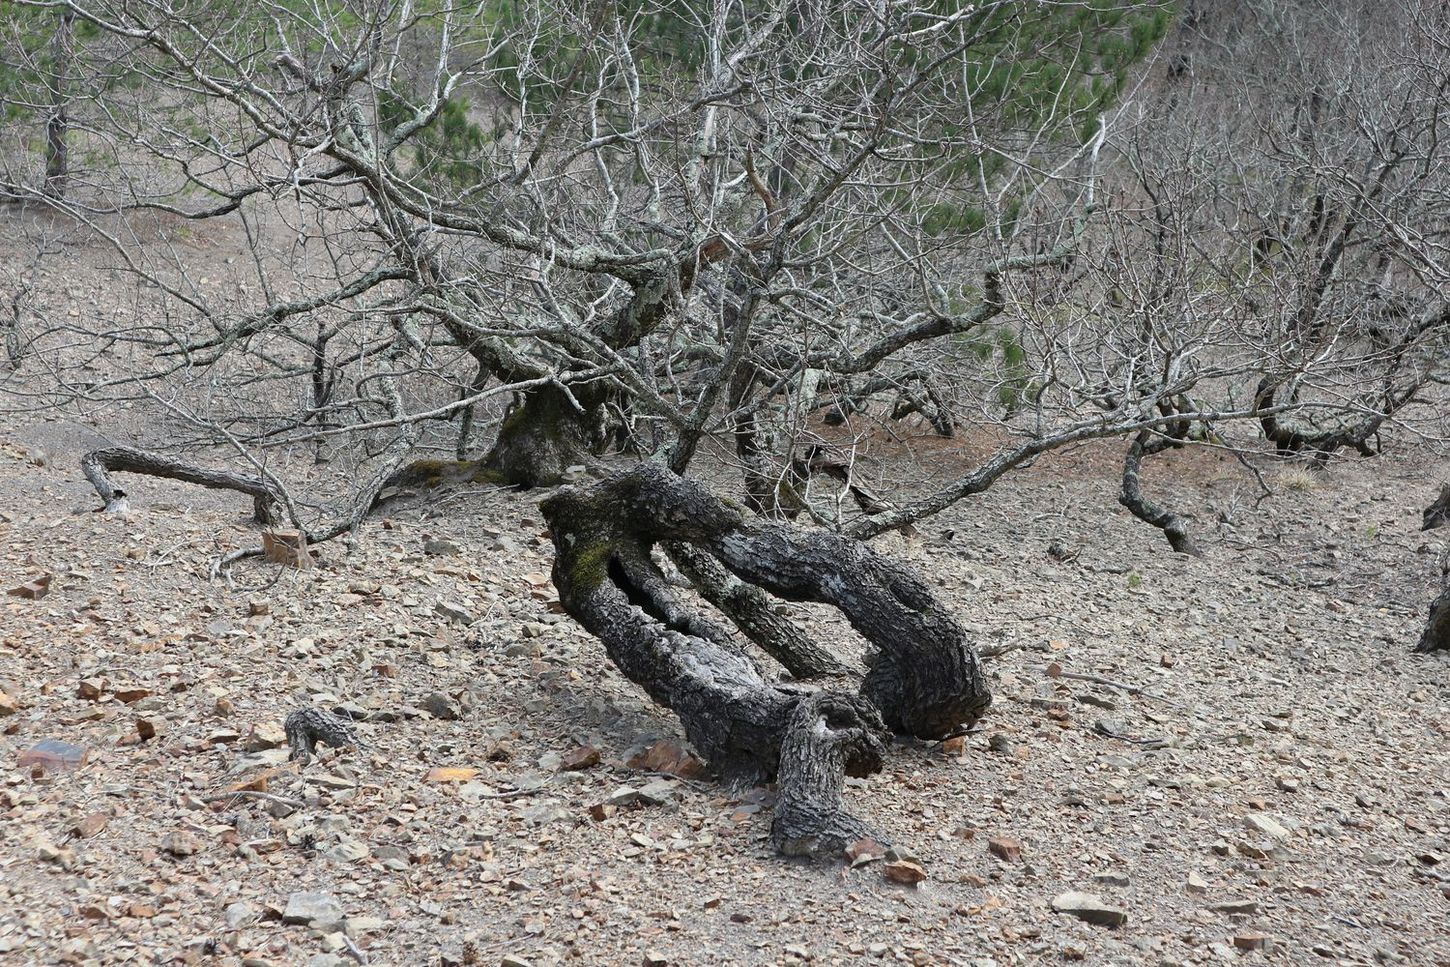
541 464 989 856
483 383 604 488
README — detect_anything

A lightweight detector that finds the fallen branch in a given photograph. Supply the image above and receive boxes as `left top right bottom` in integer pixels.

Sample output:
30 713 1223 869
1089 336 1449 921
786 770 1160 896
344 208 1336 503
200 790 305 808
81 446 280 523
1048 667 1191 710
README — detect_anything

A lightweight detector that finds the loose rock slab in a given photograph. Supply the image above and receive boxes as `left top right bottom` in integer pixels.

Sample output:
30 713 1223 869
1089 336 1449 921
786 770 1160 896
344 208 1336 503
1051 891 1127 927
283 892 344 932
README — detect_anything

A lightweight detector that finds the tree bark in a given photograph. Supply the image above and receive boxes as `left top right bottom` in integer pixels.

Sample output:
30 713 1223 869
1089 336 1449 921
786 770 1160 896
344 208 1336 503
1415 586 1450 653
543 467 978 856
483 383 603 488
771 692 888 857
663 541 854 680
542 463 988 766
1119 430 1201 556
44 12 74 200
81 447 281 524
1423 484 1450 531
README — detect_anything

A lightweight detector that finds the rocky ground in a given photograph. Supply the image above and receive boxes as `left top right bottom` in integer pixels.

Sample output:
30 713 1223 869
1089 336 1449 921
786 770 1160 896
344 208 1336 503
1 402 1448 967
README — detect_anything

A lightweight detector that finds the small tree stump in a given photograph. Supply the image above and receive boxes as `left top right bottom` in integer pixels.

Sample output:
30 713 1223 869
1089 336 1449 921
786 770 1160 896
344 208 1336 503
262 530 311 569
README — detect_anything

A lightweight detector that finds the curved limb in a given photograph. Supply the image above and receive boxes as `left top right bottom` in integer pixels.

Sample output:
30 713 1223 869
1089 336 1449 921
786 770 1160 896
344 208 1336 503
81 446 280 524
1119 430 1202 556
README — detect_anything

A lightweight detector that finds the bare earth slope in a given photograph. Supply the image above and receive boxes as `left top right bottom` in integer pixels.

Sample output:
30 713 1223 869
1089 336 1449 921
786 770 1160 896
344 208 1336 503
1 416 1448 967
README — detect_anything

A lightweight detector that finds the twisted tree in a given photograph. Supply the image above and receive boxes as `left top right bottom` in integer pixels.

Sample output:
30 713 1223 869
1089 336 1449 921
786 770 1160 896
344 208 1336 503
3 0 1449 859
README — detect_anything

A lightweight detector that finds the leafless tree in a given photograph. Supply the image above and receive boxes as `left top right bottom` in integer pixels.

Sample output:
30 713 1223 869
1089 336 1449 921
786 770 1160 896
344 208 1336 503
2 0 1446 855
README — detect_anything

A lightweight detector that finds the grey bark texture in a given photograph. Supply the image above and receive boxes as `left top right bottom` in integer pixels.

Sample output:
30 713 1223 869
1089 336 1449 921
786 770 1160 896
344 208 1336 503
1118 430 1201 556
1415 586 1450 653
1422 484 1450 531
484 384 603 488
80 446 281 524
284 708 365 763
663 541 853 680
541 464 990 856
43 12 73 199
771 692 889 858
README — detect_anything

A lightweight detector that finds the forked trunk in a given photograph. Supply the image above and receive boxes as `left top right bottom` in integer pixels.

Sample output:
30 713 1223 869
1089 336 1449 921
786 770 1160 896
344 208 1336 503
541 464 990 857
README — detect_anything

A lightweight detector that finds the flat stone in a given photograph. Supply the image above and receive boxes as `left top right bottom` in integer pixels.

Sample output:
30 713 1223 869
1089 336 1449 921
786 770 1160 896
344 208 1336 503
883 860 927 886
1245 812 1290 839
283 892 344 932
636 780 678 806
244 722 287 752
988 835 1022 862
559 745 601 771
1051 891 1127 927
1210 898 1259 915
160 831 201 857
434 600 474 624
1091 870 1131 888
1234 932 1274 952
17 739 88 774
422 692 461 721
224 902 258 929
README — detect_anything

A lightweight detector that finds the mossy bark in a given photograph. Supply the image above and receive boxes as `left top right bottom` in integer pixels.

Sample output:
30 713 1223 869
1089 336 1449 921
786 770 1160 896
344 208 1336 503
484 384 603 488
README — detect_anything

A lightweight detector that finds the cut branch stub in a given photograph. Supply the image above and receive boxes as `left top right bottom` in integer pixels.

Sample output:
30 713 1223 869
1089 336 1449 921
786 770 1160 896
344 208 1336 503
80 447 280 524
